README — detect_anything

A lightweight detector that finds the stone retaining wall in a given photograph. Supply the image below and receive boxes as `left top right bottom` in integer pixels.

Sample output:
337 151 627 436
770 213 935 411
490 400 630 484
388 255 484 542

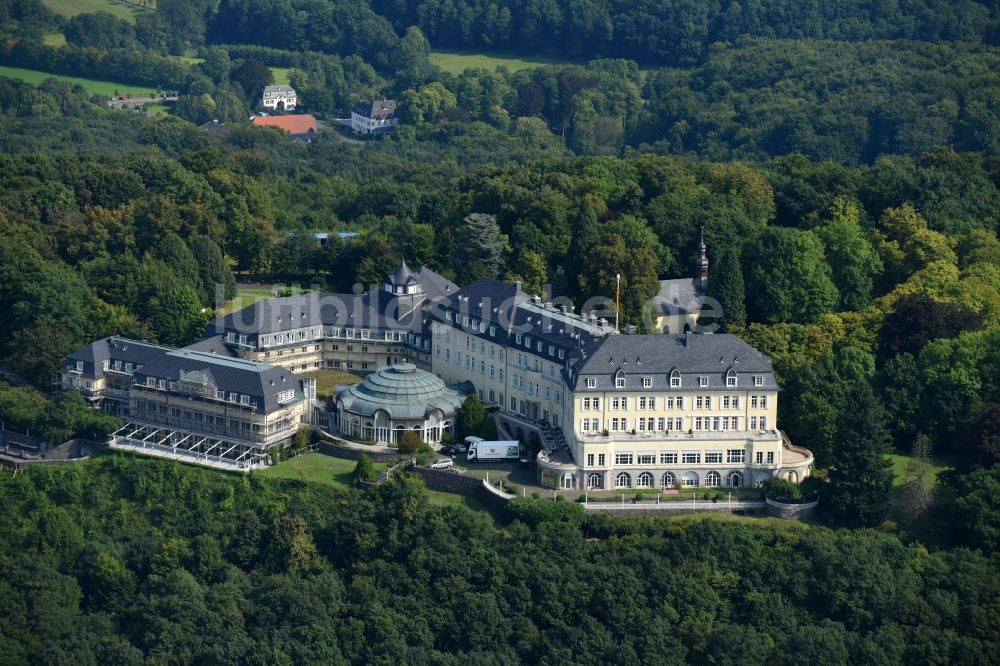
408 467 511 512
764 497 819 520
583 505 766 516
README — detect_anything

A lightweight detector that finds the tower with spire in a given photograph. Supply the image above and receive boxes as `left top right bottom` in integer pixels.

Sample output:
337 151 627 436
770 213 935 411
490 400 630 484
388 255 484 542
696 227 709 292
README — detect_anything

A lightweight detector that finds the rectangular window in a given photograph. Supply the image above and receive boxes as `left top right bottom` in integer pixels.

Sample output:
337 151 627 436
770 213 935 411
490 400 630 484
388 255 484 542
638 453 655 465
660 451 678 464
670 375 681 388
767 452 774 464
760 396 769 409
615 377 626 388
755 452 764 464
598 454 605 466
699 376 709 387
754 375 764 387
587 454 594 466
682 452 701 464
726 375 737 387
615 453 633 465
586 377 596 388
705 451 723 464
732 396 740 409
760 417 767 429
750 416 757 430
642 377 652 388
727 449 746 464
658 417 666 430
722 396 731 409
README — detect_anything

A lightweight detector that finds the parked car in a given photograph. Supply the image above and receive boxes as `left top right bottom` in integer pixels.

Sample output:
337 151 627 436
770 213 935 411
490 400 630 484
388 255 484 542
440 445 457 456
427 458 454 470
453 443 468 453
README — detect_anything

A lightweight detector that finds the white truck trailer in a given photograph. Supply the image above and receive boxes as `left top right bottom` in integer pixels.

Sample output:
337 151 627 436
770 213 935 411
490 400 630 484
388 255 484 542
466 440 521 463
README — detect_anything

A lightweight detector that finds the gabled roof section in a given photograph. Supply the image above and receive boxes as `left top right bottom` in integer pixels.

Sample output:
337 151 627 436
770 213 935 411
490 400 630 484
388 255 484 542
252 114 317 134
352 99 397 119
573 334 778 391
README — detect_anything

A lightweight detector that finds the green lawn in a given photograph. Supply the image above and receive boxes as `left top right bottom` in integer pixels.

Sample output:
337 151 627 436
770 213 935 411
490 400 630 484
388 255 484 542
301 370 365 398
429 49 574 75
217 286 313 315
42 32 66 46
889 453 951 495
269 66 293 84
42 0 152 22
0 65 161 97
256 452 386 489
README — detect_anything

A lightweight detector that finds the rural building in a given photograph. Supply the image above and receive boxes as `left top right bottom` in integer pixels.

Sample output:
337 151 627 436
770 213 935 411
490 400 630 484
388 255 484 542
261 85 297 111
251 114 318 139
653 233 709 334
351 99 398 134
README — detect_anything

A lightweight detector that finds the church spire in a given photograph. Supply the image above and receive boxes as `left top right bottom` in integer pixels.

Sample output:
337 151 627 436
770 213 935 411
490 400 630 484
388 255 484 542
696 227 708 292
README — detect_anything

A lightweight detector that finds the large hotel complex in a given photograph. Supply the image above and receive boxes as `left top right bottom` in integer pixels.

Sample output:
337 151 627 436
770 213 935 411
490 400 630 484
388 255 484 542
57 249 813 487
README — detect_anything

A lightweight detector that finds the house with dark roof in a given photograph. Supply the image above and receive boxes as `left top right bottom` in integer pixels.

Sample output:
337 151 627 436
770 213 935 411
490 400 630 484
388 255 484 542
261 84 297 111
209 262 458 375
56 337 316 471
425 274 813 492
351 99 398 134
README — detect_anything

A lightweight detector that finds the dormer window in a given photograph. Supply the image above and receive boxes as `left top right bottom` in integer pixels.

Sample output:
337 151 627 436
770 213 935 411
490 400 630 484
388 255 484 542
615 370 627 388
586 377 597 388
753 375 764 387
642 377 652 388
726 369 737 387
699 376 709 387
670 370 681 388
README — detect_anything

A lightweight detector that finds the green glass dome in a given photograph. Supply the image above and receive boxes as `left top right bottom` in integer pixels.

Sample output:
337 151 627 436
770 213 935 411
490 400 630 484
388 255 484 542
335 363 467 419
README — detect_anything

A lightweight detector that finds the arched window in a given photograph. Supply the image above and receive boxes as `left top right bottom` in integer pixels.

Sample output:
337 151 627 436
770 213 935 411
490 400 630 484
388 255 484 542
615 472 631 488
682 471 699 487
588 473 603 489
726 368 738 387
661 471 676 488
705 471 721 487
615 369 627 388
637 472 654 488
785 470 798 483
669 368 681 388
728 471 744 487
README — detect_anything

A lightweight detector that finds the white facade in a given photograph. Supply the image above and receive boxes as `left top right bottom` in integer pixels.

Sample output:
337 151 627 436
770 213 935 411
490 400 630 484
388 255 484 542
262 85 297 111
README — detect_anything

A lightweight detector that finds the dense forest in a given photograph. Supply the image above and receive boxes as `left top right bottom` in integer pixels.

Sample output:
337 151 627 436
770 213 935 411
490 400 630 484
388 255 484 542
0 457 997 664
0 0 999 663
3 1 1000 162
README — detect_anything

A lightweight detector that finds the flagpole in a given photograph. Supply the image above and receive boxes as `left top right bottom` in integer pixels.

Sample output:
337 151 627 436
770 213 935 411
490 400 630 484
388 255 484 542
615 273 621 332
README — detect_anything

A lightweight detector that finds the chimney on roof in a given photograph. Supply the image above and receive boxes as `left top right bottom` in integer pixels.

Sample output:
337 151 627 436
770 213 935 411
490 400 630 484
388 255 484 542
626 325 637 335
513 280 521 291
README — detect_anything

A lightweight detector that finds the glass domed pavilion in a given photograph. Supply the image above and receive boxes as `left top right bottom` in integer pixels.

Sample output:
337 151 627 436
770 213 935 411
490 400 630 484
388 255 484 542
333 363 469 444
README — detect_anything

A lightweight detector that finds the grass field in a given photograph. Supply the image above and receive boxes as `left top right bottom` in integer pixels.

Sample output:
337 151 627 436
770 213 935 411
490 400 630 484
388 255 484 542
217 286 314 315
42 32 66 46
43 0 152 22
889 452 951 496
429 49 574 75
301 370 366 398
256 452 387 489
0 65 161 97
269 66 293 84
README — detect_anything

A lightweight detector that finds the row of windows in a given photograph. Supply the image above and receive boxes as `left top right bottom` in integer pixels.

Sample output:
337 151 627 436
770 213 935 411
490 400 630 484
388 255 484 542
582 395 769 412
580 415 767 433
585 373 768 389
606 449 749 466
598 470 746 489
256 328 418 349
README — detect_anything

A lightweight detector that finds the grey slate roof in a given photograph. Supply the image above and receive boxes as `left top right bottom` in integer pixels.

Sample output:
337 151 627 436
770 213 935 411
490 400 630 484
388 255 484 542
185 335 236 357
335 363 467 419
64 337 169 380
655 277 705 315
263 85 296 96
135 349 305 413
352 99 396 119
572 334 778 391
214 265 457 338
